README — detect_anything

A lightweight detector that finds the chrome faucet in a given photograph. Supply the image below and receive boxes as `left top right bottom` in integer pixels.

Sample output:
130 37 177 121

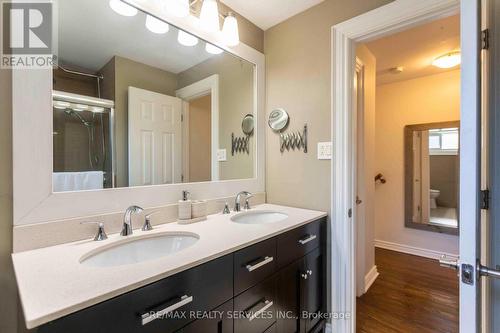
121 205 144 236
234 191 253 212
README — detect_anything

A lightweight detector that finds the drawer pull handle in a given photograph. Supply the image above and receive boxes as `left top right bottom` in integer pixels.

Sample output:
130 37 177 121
246 256 274 272
248 300 274 322
298 234 317 245
141 295 193 326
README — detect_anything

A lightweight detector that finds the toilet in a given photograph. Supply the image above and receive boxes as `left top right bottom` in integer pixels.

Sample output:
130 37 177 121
430 189 440 209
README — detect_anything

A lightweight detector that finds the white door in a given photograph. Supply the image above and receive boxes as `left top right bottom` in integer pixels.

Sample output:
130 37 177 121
459 0 482 331
128 87 183 186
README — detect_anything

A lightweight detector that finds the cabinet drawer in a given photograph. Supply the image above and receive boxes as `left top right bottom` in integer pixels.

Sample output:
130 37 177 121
39 255 233 333
177 300 233 333
234 238 277 295
264 323 277 333
277 219 324 269
234 277 277 333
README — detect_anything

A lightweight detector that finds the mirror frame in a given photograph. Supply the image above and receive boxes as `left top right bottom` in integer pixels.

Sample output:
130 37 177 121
404 121 460 235
12 0 265 226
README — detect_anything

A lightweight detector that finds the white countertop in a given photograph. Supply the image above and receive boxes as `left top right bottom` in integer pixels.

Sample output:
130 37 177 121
12 204 327 329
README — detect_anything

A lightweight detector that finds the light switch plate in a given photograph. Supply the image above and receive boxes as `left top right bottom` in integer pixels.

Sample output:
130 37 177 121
217 149 227 161
317 142 332 160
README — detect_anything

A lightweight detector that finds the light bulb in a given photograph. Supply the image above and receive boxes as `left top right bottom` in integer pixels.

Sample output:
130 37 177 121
178 30 198 46
205 43 223 54
222 12 239 46
200 0 220 32
109 0 138 17
146 15 169 34
166 0 190 18
432 51 461 69
53 101 70 110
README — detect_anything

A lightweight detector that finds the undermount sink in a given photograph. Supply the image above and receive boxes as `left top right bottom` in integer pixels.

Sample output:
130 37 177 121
80 232 199 268
231 210 288 224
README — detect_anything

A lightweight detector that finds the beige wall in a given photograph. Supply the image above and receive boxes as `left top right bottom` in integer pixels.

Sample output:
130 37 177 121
178 54 255 180
374 70 460 254
112 56 178 187
356 45 377 281
430 155 459 208
264 0 393 213
188 95 212 182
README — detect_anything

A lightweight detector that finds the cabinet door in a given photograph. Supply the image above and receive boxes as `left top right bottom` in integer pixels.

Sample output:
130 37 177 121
300 248 323 332
276 259 302 333
178 300 233 333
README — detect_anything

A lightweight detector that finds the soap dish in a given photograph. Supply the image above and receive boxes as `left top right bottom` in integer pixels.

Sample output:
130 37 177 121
177 216 207 225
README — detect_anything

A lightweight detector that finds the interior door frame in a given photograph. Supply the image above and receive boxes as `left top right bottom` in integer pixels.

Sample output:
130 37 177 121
176 74 220 182
330 1 460 332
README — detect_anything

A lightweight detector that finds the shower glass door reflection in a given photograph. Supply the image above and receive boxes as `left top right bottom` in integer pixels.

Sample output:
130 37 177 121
52 93 114 192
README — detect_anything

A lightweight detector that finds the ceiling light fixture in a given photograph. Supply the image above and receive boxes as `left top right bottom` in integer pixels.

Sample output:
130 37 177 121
146 15 170 34
205 43 223 54
222 12 239 46
432 51 461 69
178 30 199 46
167 0 190 18
109 0 138 17
200 0 220 32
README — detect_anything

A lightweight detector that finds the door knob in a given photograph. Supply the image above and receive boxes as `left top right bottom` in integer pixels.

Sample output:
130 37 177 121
439 255 459 270
301 273 308 280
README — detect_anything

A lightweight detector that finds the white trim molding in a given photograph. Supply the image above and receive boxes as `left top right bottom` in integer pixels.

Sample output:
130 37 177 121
374 240 459 261
330 1 459 332
364 265 379 293
176 74 220 182
12 1 265 225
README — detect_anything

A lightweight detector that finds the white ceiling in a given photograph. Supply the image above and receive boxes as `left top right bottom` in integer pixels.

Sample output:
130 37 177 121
365 14 460 85
57 0 215 74
221 0 325 30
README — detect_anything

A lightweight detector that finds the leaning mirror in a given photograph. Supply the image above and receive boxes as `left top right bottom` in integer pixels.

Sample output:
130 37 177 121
404 121 460 235
52 0 256 192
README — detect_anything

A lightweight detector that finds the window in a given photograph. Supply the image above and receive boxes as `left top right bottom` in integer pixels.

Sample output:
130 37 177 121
429 128 459 155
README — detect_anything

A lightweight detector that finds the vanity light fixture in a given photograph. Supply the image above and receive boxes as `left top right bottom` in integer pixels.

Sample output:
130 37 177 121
109 0 138 17
432 51 461 69
146 15 169 34
222 12 239 46
205 43 223 54
178 30 199 46
167 0 190 18
200 0 220 32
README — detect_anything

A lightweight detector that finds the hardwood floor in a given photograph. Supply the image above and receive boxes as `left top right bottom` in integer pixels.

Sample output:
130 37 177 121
356 248 459 333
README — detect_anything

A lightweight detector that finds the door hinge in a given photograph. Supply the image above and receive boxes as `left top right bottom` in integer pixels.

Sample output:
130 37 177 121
181 114 184 122
481 189 490 210
348 208 352 218
482 29 490 50
181 174 184 182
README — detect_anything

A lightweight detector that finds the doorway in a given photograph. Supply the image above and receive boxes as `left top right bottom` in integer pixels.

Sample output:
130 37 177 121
330 1 487 332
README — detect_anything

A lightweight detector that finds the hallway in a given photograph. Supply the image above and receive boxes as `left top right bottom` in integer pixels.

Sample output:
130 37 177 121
357 248 459 333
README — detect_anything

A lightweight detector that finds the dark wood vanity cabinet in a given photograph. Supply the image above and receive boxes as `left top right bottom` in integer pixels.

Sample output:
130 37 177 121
38 217 326 333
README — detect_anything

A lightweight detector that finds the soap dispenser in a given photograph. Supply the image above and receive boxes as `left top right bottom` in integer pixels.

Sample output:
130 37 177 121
178 190 192 220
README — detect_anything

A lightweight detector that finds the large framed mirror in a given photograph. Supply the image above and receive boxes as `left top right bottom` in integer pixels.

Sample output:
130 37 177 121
12 0 265 225
404 121 460 235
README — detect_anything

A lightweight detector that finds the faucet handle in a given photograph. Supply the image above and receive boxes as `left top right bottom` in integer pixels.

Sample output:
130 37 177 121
80 222 107 241
222 202 231 214
143 211 161 231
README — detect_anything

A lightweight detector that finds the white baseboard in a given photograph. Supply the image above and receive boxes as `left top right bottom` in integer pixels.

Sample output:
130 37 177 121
364 265 379 292
374 239 459 260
